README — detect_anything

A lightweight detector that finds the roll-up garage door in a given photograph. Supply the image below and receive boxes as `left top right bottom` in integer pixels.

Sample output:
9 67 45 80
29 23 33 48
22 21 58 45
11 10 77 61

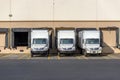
0 33 6 47
100 27 117 53
0 28 8 48
11 28 31 48
102 30 116 47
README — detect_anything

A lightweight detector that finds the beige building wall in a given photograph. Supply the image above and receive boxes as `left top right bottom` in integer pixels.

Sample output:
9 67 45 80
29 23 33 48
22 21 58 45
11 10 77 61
54 0 97 20
98 0 120 20
0 0 120 20
11 0 53 20
0 0 10 21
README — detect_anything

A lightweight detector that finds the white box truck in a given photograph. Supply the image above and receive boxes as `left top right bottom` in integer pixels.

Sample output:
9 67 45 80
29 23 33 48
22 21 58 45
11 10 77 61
31 29 49 57
78 30 102 56
57 30 76 55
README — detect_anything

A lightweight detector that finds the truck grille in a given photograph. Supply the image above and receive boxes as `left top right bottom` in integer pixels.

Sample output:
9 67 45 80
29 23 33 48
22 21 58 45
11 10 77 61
35 48 44 50
90 48 99 50
63 48 72 50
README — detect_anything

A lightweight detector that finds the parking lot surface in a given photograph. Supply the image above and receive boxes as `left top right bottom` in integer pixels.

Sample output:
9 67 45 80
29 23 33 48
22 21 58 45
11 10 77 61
0 59 120 80
0 53 120 60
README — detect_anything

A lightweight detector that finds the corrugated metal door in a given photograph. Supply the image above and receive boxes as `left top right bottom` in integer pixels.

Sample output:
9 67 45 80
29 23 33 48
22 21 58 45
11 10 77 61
101 29 116 53
102 30 116 47
0 33 6 47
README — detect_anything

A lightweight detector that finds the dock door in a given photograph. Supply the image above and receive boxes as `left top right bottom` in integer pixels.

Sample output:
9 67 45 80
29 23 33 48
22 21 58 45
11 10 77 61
100 27 118 53
11 28 31 48
0 28 8 48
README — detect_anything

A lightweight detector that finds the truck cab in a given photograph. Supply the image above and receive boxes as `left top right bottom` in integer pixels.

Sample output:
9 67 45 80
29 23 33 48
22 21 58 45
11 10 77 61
31 29 49 57
57 30 76 54
78 30 102 56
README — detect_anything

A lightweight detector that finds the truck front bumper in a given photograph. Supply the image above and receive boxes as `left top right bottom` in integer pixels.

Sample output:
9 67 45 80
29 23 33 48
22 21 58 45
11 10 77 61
86 50 102 54
58 50 76 54
31 50 48 54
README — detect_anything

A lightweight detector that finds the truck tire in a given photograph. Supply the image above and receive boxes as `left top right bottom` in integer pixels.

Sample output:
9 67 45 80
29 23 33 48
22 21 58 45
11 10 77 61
83 50 89 57
82 49 84 54
99 53 102 56
46 51 49 57
80 49 84 55
85 53 89 57
60 53 65 57
31 51 34 57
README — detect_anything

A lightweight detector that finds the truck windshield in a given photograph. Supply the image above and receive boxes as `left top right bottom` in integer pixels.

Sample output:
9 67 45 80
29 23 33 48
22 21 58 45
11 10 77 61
86 39 99 44
60 39 73 44
33 38 47 44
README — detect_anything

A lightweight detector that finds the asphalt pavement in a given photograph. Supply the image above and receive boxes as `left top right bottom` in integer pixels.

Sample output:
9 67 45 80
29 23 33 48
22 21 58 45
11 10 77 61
0 53 120 59
0 59 120 80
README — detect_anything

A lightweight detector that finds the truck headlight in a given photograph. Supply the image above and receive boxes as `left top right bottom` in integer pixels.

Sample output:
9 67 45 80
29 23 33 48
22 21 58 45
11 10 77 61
99 47 102 50
72 47 75 50
86 48 90 51
44 47 48 50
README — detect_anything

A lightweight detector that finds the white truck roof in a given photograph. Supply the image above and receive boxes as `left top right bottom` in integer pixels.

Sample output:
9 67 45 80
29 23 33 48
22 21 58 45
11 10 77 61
79 30 100 39
58 30 75 38
31 30 48 38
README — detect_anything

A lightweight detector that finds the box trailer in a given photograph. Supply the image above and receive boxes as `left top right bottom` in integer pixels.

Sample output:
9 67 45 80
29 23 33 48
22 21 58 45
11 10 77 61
78 30 102 56
31 29 50 57
57 30 76 55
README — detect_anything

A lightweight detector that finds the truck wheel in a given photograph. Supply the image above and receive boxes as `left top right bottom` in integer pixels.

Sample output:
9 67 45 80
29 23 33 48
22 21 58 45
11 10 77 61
84 51 89 57
85 53 89 57
60 53 65 57
81 49 84 55
82 50 84 55
99 53 102 56
46 51 49 57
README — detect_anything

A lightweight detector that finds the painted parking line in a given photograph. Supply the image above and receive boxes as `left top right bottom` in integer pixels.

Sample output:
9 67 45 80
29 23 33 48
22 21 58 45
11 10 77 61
0 54 13 58
48 54 51 60
81 56 88 59
57 55 61 60
107 55 120 59
57 52 61 60
76 56 81 59
76 56 88 59
0 54 9 57
26 54 31 59
18 54 28 59
102 55 113 59
17 55 23 59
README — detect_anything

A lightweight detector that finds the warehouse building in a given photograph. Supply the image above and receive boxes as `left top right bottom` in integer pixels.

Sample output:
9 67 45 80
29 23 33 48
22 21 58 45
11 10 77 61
0 0 120 54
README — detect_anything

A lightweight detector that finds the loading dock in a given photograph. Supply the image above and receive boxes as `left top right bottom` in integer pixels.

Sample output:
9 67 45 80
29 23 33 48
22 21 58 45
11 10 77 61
0 28 9 49
100 27 118 53
14 32 28 46
11 28 31 48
